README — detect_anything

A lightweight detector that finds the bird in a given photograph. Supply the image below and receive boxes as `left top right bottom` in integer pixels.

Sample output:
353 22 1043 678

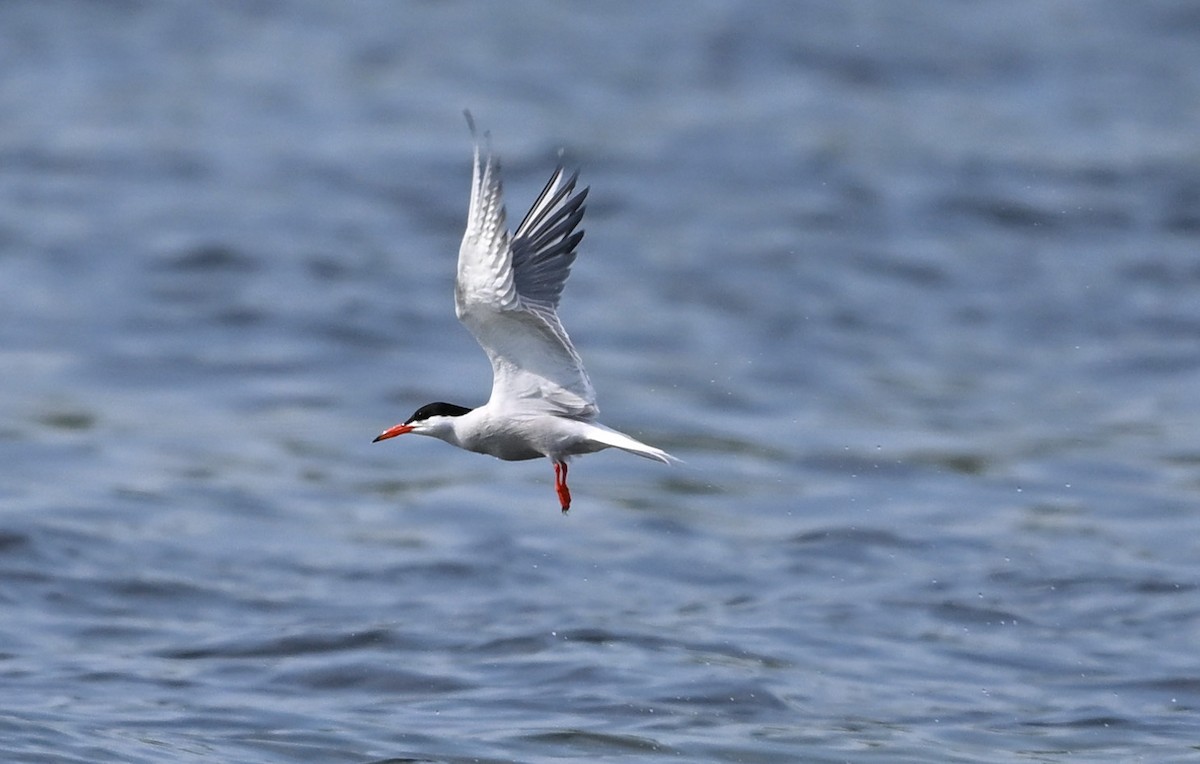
373 113 676 513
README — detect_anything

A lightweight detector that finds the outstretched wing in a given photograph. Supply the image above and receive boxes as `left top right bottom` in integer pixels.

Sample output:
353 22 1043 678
455 115 597 419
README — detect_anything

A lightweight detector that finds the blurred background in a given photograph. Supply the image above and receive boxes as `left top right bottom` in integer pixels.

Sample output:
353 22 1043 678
1 2 1198 762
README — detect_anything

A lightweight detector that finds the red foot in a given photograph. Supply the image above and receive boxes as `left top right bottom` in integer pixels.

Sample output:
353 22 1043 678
554 461 571 513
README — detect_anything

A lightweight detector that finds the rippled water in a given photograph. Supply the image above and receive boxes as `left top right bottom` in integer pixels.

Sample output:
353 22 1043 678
3 2 1199 762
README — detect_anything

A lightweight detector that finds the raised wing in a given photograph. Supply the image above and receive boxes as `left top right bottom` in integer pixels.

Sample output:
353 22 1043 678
455 115 597 419
510 165 587 312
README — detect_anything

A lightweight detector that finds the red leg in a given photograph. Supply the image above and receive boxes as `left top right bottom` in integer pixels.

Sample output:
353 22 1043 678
554 461 571 513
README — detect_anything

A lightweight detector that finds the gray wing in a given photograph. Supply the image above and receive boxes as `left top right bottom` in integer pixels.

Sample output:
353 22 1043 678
455 117 597 419
510 166 587 312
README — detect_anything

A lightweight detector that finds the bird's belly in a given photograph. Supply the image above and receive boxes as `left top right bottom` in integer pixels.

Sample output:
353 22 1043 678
484 441 543 461
463 416 597 462
465 422 548 461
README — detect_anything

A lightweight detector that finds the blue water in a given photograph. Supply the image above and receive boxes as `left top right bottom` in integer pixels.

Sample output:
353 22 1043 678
3 2 1199 761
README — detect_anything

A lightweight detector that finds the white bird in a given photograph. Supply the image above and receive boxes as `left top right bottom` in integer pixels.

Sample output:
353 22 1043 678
373 114 676 512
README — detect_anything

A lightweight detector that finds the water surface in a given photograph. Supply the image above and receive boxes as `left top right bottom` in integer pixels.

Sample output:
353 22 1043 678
2 2 1199 761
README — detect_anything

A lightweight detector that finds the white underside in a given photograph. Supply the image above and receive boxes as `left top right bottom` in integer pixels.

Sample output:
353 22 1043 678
447 408 676 465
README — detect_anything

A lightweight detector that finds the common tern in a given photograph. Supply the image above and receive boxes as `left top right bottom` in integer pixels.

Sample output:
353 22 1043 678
373 114 676 512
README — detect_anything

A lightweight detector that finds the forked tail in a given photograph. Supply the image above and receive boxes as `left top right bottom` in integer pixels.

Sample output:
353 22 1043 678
584 423 679 465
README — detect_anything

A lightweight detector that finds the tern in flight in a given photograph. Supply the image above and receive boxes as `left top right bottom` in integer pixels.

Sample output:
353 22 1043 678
373 114 676 512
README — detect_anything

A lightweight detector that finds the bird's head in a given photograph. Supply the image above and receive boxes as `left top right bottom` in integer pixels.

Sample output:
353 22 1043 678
373 402 473 443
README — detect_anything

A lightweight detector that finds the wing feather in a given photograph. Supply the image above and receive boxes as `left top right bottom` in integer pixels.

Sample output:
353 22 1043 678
456 119 516 317
455 115 597 419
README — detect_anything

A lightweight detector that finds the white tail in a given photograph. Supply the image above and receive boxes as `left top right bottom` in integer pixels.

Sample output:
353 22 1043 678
583 423 679 465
